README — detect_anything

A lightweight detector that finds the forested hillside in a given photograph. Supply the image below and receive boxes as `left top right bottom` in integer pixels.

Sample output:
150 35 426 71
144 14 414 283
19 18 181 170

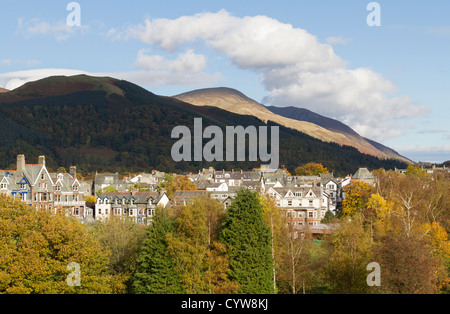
0 76 408 175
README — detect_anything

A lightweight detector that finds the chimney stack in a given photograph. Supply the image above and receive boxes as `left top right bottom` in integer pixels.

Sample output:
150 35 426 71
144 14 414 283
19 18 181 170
17 154 25 171
38 155 45 165
70 166 77 178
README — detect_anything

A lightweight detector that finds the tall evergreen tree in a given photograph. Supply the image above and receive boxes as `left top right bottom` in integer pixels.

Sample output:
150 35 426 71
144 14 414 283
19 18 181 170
133 207 184 294
220 189 275 294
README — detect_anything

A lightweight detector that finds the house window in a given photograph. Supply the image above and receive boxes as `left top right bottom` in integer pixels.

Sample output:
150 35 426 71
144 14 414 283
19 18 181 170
0 183 6 189
41 173 45 180
308 211 314 218
73 185 78 192
55 185 61 192
20 184 26 190
295 192 301 197
309 200 314 207
287 200 293 206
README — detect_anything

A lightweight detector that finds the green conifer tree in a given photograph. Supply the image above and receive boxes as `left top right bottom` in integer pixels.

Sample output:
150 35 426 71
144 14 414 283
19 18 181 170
133 207 184 294
220 189 275 294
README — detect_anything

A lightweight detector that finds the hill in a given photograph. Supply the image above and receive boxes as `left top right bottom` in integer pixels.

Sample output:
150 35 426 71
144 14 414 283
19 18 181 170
0 75 409 175
174 88 411 163
0 87 9 93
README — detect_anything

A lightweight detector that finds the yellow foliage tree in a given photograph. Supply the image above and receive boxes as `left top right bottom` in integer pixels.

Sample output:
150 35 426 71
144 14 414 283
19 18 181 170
0 195 125 294
342 181 373 217
295 162 329 176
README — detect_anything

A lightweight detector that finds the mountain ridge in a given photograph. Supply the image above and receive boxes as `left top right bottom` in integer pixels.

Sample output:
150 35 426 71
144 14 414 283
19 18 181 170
0 75 409 175
174 87 412 163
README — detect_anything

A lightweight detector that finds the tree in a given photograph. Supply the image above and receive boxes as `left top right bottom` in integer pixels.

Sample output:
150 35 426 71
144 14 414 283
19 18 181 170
96 185 118 197
295 162 329 176
321 210 335 224
165 175 197 199
0 195 124 294
88 217 147 293
133 207 184 294
374 231 442 294
342 181 373 217
167 197 236 294
261 194 286 293
220 189 275 294
323 216 373 294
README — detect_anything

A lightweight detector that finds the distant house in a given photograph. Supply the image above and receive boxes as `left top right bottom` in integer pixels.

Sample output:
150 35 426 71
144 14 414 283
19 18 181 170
96 191 169 224
171 190 211 207
94 172 126 195
0 155 87 220
266 185 327 227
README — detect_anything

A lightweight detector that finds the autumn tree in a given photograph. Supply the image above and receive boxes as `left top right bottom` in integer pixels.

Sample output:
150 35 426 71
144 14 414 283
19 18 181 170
295 162 330 176
96 185 118 196
0 195 125 294
88 217 147 293
261 194 286 293
165 175 197 199
323 216 373 294
166 197 237 294
341 181 373 217
374 231 442 294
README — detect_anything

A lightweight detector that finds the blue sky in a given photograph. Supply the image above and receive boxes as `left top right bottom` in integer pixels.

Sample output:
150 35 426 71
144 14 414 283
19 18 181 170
1 0 449 163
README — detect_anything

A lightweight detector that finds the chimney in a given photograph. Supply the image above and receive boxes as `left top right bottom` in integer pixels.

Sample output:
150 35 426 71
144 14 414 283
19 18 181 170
70 166 77 178
38 155 45 165
17 154 25 171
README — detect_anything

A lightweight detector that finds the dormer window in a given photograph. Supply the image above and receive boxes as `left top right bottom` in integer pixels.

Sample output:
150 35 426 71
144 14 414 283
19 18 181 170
41 173 45 180
55 185 61 192
73 185 79 192
0 183 7 189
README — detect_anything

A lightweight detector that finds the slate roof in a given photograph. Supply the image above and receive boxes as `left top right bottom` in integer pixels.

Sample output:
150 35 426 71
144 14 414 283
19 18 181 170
353 168 374 180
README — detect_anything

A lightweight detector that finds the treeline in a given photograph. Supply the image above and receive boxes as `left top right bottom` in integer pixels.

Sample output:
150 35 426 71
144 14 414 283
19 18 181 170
0 79 408 175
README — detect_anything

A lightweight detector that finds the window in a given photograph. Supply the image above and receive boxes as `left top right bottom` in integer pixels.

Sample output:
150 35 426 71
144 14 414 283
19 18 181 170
0 183 6 189
287 200 293 206
41 173 45 180
55 185 61 192
309 200 314 207
20 184 26 190
295 192 301 197
308 211 314 218
73 185 78 192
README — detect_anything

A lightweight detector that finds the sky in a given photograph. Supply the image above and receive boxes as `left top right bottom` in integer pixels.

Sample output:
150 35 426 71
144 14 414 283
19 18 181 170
0 0 449 163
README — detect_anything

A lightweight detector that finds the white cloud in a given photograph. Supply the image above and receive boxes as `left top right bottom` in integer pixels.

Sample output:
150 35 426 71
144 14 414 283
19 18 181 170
112 10 427 141
326 36 352 45
17 18 89 41
0 68 221 91
135 49 207 73
1 59 12 66
0 69 88 90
